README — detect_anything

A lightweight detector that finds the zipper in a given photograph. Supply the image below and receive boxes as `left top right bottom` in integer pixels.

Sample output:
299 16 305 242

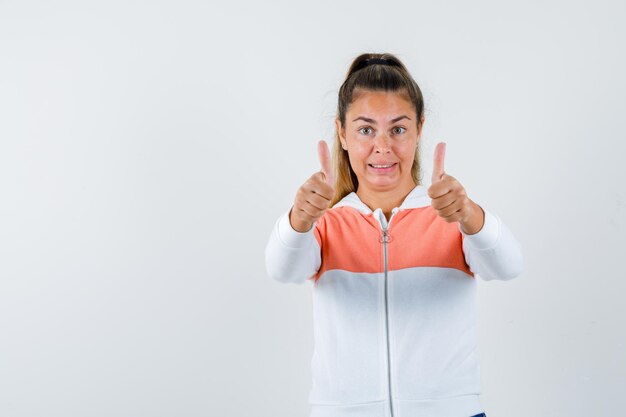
378 209 397 417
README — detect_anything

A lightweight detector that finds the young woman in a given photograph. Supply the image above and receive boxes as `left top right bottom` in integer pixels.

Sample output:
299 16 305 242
265 52 523 417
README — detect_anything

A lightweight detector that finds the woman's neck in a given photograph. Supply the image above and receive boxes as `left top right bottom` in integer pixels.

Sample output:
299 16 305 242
356 180 417 220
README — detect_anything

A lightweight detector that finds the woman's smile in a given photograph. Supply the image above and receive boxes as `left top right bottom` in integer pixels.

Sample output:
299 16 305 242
367 162 397 173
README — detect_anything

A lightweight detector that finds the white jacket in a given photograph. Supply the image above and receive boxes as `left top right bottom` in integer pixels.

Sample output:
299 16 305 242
265 184 523 417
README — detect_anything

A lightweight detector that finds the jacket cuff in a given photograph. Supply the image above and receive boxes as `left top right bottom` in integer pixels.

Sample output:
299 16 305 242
277 208 317 248
458 206 500 250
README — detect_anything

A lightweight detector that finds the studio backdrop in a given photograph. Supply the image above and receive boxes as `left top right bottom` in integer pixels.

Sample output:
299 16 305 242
0 0 624 416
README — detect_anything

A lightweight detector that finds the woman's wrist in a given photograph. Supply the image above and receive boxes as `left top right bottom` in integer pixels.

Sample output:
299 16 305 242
459 201 485 235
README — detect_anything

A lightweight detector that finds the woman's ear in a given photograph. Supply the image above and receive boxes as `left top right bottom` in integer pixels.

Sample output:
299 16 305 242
417 115 425 138
335 118 347 150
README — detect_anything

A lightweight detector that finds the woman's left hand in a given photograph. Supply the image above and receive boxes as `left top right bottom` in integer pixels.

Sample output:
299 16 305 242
427 142 485 235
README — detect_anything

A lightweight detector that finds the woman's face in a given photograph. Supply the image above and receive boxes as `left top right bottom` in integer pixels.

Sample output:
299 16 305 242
336 90 424 194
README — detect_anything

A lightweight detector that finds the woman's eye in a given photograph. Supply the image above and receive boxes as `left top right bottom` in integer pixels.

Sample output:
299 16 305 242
393 127 406 134
358 127 373 135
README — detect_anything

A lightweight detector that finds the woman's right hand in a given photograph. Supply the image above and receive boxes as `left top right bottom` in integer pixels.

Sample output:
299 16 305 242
289 140 336 233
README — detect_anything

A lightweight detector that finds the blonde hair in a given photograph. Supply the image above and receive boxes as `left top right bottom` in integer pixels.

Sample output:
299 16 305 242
329 52 425 207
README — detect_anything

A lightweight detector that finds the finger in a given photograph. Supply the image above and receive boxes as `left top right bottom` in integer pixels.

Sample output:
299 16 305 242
306 174 335 200
318 140 334 186
294 208 315 224
439 211 462 223
305 191 332 211
438 202 462 218
427 179 452 199
300 204 323 219
431 141 446 183
431 192 457 211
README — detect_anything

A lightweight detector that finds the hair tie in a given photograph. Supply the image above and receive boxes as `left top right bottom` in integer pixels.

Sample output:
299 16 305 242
353 57 394 73
365 58 391 66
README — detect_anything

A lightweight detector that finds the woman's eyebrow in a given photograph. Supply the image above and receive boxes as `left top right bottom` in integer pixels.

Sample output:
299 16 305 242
352 115 411 124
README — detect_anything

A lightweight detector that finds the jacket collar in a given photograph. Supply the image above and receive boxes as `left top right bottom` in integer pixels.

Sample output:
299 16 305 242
332 184 431 214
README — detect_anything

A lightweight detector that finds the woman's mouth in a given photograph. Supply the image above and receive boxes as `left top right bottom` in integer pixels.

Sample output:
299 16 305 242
368 163 397 173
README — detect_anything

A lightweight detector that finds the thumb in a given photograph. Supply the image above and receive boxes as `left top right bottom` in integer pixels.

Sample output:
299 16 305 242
432 141 446 183
318 140 334 186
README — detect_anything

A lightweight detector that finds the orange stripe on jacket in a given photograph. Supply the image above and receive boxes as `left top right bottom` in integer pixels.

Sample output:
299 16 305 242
309 206 474 282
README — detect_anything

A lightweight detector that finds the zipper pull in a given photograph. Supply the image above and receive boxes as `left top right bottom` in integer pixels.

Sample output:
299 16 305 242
379 229 393 243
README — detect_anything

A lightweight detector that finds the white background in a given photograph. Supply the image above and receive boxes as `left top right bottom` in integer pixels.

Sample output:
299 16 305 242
1 0 624 416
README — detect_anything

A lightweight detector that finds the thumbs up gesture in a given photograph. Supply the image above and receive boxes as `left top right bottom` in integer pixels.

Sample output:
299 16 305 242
289 140 336 233
427 142 485 235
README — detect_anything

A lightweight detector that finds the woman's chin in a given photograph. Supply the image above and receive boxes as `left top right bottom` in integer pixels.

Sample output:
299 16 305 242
363 177 400 190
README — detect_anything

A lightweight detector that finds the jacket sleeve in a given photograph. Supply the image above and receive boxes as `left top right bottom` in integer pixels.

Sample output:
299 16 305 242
458 206 524 281
265 207 322 284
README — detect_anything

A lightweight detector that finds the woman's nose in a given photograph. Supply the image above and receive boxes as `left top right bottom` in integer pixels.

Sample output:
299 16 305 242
373 133 391 152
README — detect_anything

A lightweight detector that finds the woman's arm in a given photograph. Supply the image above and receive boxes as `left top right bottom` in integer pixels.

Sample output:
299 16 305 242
459 206 524 281
265 207 322 284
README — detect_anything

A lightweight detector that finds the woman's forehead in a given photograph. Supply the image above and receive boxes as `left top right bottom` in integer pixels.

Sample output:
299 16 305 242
347 91 415 122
